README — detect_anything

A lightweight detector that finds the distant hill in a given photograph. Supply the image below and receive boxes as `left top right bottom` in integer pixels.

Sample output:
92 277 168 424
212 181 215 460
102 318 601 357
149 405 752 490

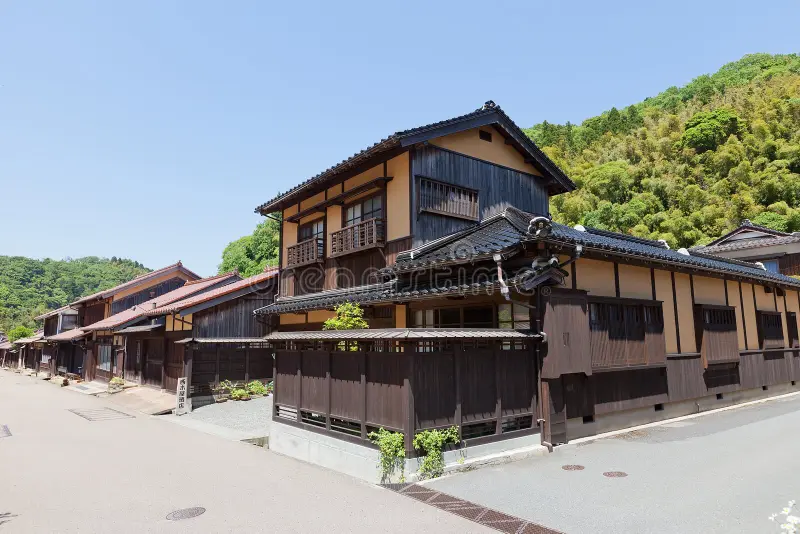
524 53 800 249
0 256 149 333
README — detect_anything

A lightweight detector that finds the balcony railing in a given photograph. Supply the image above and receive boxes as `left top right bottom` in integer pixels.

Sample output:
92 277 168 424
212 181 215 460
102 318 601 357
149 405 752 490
286 237 324 268
330 218 385 258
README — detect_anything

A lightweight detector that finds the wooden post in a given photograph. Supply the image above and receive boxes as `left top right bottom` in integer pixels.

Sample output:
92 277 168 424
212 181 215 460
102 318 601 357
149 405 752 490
324 344 332 431
454 341 462 438
404 341 415 456
215 347 220 387
360 350 367 439
494 341 502 435
272 347 278 418
296 349 303 424
244 348 250 383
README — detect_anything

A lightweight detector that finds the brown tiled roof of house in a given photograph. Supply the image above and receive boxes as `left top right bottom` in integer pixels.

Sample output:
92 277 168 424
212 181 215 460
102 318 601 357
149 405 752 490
45 328 89 342
71 261 202 306
82 272 239 331
34 304 78 321
145 268 278 316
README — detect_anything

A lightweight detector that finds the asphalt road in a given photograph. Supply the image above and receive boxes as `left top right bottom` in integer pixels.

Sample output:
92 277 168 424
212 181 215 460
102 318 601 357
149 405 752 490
429 392 800 534
0 371 492 533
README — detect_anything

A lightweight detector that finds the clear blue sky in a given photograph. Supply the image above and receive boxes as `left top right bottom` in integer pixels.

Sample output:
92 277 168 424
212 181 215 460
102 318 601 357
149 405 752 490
1 1 798 276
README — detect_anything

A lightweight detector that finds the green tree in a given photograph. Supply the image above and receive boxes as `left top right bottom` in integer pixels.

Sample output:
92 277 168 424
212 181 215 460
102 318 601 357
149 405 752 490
219 217 280 276
7 325 34 342
323 303 369 331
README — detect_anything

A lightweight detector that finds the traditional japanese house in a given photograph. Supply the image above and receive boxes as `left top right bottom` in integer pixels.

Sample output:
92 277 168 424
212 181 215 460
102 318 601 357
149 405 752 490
251 102 800 482
37 305 82 376
0 335 12 368
69 261 202 382
693 219 800 275
14 331 44 371
137 268 279 408
81 271 240 390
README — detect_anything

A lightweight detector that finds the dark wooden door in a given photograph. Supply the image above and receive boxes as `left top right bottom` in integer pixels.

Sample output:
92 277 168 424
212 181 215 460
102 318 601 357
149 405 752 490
143 339 164 388
541 378 568 446
163 341 183 392
540 289 592 379
95 344 113 382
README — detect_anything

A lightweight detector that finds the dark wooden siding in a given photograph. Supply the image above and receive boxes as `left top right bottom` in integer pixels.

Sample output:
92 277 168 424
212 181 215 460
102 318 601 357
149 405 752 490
588 297 666 370
111 277 186 315
83 302 105 327
410 145 549 247
694 305 739 366
192 292 273 338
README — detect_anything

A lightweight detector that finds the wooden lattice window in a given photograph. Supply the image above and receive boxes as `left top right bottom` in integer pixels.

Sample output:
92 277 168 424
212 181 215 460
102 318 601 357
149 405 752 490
788 312 799 348
417 176 479 221
757 311 785 350
694 304 738 366
588 297 666 368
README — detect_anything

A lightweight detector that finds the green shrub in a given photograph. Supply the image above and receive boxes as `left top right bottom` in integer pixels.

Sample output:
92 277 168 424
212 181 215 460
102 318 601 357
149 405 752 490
266 381 274 395
246 380 268 396
229 388 250 401
110 377 125 386
413 426 460 480
368 428 405 483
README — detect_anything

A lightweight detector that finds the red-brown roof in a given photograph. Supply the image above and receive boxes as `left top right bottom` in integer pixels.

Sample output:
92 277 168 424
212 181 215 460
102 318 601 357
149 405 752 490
34 305 78 321
45 328 89 342
145 268 278 316
71 261 203 306
82 272 239 331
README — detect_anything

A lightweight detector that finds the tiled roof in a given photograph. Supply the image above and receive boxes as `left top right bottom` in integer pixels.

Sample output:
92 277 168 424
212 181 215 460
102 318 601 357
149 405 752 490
145 268 278 316
71 261 203 306
34 305 78 321
704 219 790 247
693 233 800 254
392 207 532 271
15 332 44 344
263 328 536 341
255 101 575 214
45 328 89 342
544 224 800 288
82 272 240 331
0 341 13 350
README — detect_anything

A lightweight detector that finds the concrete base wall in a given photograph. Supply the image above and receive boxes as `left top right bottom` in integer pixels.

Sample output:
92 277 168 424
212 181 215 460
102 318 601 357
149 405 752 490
567 382 800 441
269 421 546 484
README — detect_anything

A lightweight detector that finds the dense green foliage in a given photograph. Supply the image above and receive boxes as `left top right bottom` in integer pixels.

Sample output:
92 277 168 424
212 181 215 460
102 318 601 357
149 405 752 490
7 325 34 343
322 303 369 331
413 426 460 480
525 53 800 248
0 256 148 334
368 428 406 482
218 217 280 276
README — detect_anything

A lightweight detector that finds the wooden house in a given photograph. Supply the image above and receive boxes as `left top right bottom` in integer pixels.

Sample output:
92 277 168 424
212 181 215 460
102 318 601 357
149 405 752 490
13 331 44 371
80 271 240 390
37 305 81 376
136 268 278 407
249 101 800 481
693 219 800 275
0 335 13 368
69 261 201 382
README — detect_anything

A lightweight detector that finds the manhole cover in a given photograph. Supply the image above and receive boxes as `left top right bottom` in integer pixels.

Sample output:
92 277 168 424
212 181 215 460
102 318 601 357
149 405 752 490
68 408 133 421
0 425 10 438
603 471 628 478
561 464 584 471
166 507 205 521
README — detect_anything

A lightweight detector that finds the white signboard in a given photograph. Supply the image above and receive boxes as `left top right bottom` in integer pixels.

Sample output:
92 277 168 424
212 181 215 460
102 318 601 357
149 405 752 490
176 377 189 415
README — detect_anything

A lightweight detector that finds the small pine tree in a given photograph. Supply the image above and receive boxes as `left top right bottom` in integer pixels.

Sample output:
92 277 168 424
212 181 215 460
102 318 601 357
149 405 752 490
323 303 369 331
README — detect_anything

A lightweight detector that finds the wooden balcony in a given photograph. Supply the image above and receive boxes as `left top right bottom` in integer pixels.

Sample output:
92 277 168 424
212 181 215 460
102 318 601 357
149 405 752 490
330 218 385 258
286 237 324 268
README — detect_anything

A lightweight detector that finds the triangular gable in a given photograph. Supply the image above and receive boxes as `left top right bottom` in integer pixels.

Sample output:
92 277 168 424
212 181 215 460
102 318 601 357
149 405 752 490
706 220 789 247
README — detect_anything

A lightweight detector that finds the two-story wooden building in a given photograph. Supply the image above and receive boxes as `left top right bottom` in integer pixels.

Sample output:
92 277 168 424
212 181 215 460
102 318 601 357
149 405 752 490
69 261 201 383
252 102 800 482
37 305 81 376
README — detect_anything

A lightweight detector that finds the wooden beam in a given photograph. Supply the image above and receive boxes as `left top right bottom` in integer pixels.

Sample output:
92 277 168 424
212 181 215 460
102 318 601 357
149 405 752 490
285 176 393 223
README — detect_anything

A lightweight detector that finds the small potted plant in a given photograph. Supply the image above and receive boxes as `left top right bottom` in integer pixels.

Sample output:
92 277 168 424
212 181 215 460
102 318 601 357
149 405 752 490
109 376 125 393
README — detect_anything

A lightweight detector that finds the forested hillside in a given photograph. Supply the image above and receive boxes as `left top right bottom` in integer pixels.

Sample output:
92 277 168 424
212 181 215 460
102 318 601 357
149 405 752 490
525 53 800 248
0 256 148 333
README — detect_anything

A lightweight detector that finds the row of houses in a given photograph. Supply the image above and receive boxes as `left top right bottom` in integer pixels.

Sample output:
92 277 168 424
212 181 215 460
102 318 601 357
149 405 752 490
8 101 800 482
5 262 278 406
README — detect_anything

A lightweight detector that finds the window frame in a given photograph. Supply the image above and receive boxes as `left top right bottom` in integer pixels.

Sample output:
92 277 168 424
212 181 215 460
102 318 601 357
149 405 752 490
342 192 385 229
297 217 325 243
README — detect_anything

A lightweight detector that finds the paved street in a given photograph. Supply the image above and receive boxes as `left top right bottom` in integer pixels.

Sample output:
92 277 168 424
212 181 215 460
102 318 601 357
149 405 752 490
0 371 491 533
429 393 800 534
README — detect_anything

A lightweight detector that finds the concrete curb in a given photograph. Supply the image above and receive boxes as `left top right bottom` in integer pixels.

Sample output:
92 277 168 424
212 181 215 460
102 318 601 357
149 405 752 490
567 389 800 446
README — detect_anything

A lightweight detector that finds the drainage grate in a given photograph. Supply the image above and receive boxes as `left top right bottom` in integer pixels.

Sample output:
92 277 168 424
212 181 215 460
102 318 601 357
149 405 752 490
166 507 205 521
603 471 628 478
73 385 89 391
68 408 134 421
385 484 563 533
0 425 10 438
561 464 584 471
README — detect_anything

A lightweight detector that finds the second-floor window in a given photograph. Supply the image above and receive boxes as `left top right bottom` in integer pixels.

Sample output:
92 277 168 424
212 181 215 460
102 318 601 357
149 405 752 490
298 219 324 242
344 195 383 227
